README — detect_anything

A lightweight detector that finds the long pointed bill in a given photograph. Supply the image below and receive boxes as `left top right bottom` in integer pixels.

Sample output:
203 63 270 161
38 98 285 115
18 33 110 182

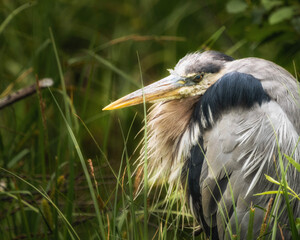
103 75 186 110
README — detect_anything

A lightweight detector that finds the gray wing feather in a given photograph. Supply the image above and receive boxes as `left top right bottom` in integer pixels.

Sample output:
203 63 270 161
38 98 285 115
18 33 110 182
201 100 300 238
226 58 300 133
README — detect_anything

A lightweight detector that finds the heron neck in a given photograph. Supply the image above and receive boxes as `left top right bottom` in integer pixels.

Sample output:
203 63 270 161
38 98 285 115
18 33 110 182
142 96 201 187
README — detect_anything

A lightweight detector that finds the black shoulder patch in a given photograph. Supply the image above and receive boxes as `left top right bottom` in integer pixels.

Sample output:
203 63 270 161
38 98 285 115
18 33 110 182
187 137 219 239
188 137 205 202
194 71 270 129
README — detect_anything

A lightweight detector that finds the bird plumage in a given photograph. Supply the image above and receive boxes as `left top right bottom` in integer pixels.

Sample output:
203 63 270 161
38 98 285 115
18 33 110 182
104 51 300 239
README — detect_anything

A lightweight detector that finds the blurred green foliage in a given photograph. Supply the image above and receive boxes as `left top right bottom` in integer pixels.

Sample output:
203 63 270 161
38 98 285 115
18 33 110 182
0 0 299 239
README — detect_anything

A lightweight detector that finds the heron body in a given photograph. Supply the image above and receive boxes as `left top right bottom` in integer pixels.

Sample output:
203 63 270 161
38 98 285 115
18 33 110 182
103 51 300 239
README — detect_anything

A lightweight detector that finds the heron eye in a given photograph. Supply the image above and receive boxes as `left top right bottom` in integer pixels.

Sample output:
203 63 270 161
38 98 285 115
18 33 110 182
193 74 203 82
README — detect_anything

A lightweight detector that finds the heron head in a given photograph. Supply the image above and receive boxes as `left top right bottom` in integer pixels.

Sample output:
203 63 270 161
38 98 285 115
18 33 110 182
103 51 234 110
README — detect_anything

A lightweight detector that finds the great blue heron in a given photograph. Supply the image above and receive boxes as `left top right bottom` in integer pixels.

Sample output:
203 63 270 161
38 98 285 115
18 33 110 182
103 51 300 239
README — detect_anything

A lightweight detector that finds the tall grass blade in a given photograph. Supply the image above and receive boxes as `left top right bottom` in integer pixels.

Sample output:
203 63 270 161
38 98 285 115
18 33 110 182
0 2 36 35
49 28 77 237
15 188 32 240
246 207 255 240
118 115 138 239
86 50 137 87
0 191 38 213
277 146 299 238
0 167 80 240
137 52 149 240
200 26 226 49
48 88 106 239
74 114 118 179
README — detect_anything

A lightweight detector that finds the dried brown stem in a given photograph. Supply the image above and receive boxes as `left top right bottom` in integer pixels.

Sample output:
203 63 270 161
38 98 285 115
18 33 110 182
0 78 53 110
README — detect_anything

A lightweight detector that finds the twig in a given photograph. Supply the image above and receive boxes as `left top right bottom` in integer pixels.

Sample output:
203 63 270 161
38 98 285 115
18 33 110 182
96 34 186 51
107 34 185 46
278 224 285 240
0 78 53 110
259 197 274 237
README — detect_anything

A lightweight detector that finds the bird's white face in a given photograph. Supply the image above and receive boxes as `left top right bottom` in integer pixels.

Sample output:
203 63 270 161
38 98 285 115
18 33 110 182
103 51 230 111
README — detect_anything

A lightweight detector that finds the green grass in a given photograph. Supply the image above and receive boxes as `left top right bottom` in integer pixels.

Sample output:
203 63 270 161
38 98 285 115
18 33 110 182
0 0 300 239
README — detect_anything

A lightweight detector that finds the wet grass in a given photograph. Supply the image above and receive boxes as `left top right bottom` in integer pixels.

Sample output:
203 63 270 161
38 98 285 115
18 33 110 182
0 0 299 239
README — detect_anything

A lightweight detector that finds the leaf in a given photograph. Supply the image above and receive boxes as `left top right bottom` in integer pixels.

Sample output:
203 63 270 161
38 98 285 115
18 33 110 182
226 0 248 14
269 7 294 25
254 191 296 198
261 0 283 11
296 218 300 232
264 174 280 185
263 174 300 200
254 190 282 196
284 154 300 172
7 149 30 168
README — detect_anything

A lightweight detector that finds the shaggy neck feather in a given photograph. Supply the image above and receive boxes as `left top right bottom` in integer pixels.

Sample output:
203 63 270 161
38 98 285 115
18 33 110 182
139 96 201 189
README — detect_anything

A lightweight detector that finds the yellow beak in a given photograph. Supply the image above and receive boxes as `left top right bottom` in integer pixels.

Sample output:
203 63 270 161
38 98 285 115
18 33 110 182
103 75 186 110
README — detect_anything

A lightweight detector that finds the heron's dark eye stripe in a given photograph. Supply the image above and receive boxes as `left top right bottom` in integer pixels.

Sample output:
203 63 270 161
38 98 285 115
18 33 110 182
200 64 221 74
186 63 221 75
210 50 235 61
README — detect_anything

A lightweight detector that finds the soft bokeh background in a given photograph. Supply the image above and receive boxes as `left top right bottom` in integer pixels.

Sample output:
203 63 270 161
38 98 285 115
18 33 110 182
0 0 299 239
